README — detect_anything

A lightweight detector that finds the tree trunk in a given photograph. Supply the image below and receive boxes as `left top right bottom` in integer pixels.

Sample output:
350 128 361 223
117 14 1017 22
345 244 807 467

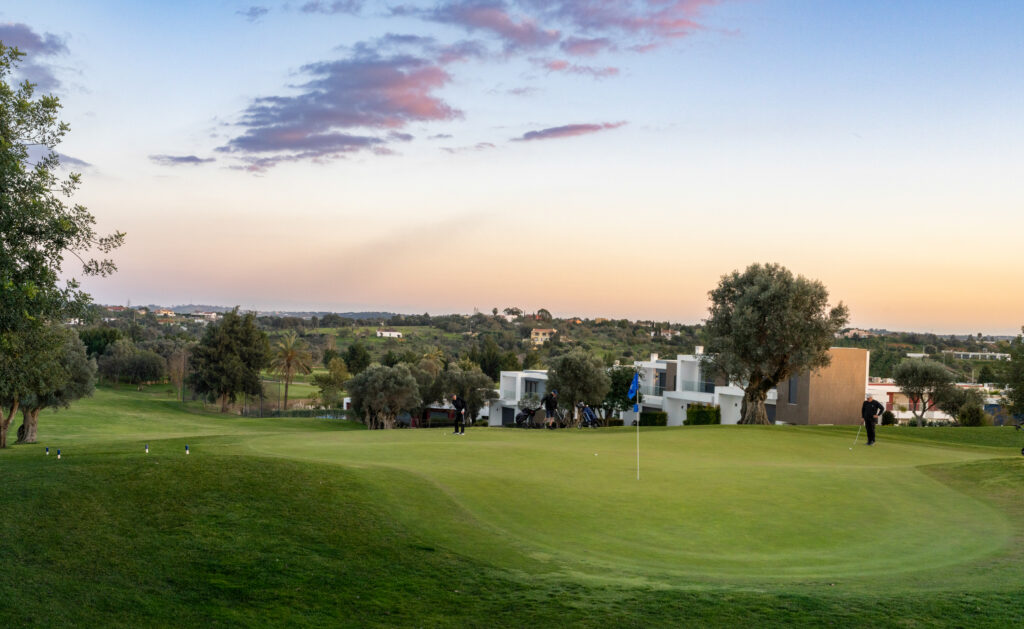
1 398 20 449
283 379 290 411
219 393 230 413
739 386 771 425
16 407 40 444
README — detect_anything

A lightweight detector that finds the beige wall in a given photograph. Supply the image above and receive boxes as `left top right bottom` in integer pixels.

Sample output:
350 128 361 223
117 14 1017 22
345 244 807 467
775 348 868 425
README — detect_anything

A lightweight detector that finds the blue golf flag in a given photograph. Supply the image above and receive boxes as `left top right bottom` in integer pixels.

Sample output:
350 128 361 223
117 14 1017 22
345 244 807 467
627 372 639 400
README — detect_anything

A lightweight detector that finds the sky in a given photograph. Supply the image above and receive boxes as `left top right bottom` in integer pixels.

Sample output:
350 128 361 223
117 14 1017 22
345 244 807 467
3 1 1023 334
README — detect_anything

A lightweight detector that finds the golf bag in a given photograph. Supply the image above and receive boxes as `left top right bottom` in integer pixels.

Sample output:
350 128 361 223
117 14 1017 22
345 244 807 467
578 404 599 428
515 407 540 428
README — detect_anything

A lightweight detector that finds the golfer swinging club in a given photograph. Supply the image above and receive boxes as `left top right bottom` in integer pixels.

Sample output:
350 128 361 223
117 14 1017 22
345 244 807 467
861 394 884 446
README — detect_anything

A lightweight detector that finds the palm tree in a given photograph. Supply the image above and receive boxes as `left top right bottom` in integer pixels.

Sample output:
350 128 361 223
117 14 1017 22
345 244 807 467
270 331 313 411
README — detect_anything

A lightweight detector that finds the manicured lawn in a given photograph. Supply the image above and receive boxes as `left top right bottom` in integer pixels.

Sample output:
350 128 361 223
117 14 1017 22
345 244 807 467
1 387 1022 627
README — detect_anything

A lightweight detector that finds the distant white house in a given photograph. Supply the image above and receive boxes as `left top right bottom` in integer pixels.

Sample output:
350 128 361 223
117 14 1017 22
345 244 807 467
943 350 1010 361
376 329 402 338
530 328 556 345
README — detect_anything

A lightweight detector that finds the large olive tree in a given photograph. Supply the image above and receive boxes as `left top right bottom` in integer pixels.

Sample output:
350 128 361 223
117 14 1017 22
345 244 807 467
0 43 122 447
703 263 849 425
893 360 954 427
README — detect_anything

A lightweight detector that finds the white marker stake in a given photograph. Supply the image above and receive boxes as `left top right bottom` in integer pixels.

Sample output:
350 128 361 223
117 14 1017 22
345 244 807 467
185 444 189 455
145 444 149 454
45 447 49 456
57 449 61 460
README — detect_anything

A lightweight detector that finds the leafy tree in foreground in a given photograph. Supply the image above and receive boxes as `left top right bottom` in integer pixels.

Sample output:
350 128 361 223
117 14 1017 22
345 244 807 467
0 43 122 447
189 308 269 412
703 263 848 425
0 325 65 447
17 329 96 443
546 349 611 426
893 360 954 427
347 364 420 429
270 330 313 410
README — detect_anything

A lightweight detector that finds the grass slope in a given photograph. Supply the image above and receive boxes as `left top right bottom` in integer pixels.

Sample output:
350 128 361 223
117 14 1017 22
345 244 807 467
1 387 1023 627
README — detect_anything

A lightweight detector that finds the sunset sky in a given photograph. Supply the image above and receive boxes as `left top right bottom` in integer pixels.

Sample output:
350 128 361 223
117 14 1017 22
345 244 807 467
5 1 1023 334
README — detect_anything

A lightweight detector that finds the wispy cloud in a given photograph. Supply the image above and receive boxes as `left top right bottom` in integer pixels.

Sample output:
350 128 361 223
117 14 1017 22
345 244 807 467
0 22 69 90
58 152 91 168
533 57 618 78
149 154 216 166
513 121 626 142
441 141 496 153
236 6 270 22
300 1 363 15
395 1 559 53
218 38 463 170
559 36 614 56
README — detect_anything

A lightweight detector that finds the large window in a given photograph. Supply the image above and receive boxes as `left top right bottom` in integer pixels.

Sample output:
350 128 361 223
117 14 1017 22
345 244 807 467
524 380 539 394
788 378 798 404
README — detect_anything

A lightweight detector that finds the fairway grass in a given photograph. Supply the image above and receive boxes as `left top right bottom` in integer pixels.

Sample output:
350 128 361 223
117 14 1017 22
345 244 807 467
2 387 1023 627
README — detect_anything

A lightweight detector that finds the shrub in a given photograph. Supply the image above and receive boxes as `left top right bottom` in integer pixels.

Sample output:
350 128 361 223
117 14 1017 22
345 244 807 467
685 404 721 425
606 418 624 427
638 411 667 426
881 410 896 426
958 402 989 427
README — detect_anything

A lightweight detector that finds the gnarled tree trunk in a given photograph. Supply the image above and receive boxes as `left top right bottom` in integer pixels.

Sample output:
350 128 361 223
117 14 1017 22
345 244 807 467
739 385 771 425
1 398 20 449
16 407 40 444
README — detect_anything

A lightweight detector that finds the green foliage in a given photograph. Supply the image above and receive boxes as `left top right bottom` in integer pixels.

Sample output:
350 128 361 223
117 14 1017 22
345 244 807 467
270 330 313 409
188 308 269 412
638 410 668 426
444 361 497 420
1003 329 1024 417
958 402 988 427
703 263 848 425
600 366 641 420
0 43 121 447
311 358 350 408
546 349 611 425
123 350 167 390
685 404 721 425
78 327 121 357
881 410 896 426
976 364 996 384
343 340 372 375
347 363 420 429
894 360 954 427
605 418 624 426
934 386 983 421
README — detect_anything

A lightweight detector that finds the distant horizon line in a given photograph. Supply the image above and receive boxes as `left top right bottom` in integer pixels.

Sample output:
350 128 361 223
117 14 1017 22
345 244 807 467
94 301 1023 339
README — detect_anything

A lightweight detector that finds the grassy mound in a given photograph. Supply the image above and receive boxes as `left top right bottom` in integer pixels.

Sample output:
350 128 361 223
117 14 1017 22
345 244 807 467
0 387 1022 627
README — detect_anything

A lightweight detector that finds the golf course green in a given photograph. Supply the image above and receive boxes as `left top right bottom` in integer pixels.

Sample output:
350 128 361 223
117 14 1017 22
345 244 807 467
2 386 1022 627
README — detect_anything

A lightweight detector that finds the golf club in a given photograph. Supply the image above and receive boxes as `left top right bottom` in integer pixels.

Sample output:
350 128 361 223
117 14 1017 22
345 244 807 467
850 424 862 450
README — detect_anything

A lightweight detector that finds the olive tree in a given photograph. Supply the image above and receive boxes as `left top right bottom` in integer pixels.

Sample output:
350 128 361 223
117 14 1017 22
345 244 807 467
546 349 611 426
348 364 420 429
703 263 848 425
0 43 122 447
893 360 954 427
17 329 96 444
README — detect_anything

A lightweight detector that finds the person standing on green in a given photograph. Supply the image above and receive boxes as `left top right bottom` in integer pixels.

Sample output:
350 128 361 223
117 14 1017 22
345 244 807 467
861 394 884 446
451 394 467 435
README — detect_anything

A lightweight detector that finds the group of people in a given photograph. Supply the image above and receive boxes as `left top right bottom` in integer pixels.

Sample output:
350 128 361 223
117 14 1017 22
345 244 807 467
454 390 889 439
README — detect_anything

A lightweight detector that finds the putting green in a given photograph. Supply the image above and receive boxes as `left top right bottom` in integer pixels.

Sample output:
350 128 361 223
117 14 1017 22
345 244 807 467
243 425 1011 586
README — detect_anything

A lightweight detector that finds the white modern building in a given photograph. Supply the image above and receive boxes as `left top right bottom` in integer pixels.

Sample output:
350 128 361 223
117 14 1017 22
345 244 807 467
623 349 777 426
487 369 549 426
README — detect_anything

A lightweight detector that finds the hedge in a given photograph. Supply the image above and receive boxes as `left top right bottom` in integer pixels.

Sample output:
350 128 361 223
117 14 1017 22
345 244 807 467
639 411 668 426
684 404 721 425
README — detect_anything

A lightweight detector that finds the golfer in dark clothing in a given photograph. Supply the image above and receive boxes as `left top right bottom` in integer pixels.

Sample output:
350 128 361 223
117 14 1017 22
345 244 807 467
861 394 884 445
451 394 467 435
542 390 559 428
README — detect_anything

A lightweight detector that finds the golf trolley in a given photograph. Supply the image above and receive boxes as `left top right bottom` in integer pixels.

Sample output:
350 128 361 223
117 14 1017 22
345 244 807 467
514 406 541 428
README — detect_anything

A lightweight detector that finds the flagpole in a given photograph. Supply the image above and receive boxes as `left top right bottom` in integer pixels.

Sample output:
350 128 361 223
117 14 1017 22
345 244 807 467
635 371 640 481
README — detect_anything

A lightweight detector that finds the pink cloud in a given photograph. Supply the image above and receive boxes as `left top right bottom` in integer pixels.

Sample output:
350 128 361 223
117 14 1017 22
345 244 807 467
514 121 626 142
412 1 560 52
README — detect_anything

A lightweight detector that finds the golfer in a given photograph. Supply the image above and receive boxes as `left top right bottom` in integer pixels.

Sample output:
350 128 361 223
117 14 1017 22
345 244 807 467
861 394 884 446
451 394 467 435
542 390 559 429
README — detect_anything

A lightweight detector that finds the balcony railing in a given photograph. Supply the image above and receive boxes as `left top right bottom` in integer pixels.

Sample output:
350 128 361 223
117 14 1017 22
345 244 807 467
678 380 717 394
